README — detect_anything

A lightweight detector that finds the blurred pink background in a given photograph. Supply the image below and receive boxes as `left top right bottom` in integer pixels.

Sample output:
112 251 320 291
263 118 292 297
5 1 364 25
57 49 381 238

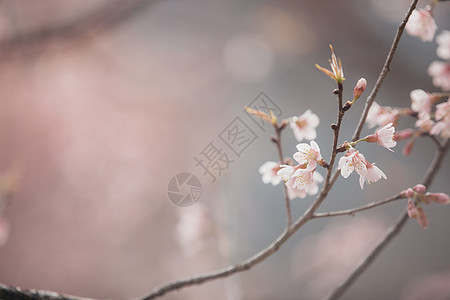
0 1 449 299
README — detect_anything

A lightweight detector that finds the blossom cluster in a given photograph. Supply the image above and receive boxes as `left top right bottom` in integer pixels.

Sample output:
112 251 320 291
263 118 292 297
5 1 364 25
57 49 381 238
404 184 450 228
259 140 324 200
256 11 449 230
406 7 450 91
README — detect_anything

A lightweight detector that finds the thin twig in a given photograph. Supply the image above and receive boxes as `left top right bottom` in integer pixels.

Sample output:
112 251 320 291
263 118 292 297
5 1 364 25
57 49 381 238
352 0 419 141
274 125 292 227
312 193 404 219
325 138 449 300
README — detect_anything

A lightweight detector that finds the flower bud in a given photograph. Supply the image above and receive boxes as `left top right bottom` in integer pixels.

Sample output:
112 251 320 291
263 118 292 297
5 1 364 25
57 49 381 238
425 192 450 204
407 199 418 218
413 184 426 194
405 188 415 198
402 139 415 156
353 78 367 100
394 129 413 141
417 206 428 229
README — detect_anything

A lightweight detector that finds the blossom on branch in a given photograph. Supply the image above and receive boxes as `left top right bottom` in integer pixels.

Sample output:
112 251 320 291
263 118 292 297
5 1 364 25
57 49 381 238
282 167 324 200
410 89 436 115
259 161 282 186
405 8 437 42
338 147 386 189
428 61 450 91
366 101 398 128
289 110 320 142
404 184 450 228
293 140 322 169
436 30 450 60
415 113 435 133
277 141 324 199
431 97 450 138
365 122 397 151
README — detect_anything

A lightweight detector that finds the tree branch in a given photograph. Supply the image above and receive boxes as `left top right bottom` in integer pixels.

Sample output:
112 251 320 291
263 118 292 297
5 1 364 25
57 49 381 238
352 0 419 141
274 124 292 227
0 283 92 300
312 193 404 219
325 138 449 300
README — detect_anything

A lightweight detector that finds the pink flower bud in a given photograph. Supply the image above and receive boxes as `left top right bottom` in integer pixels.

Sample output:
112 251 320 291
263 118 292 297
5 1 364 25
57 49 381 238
413 184 426 194
407 199 418 218
394 129 413 141
353 78 367 100
417 207 428 229
405 188 415 198
425 192 450 204
403 139 415 156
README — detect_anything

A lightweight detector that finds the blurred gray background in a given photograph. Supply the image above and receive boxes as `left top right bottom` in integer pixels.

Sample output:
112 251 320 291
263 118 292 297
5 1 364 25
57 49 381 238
0 0 449 299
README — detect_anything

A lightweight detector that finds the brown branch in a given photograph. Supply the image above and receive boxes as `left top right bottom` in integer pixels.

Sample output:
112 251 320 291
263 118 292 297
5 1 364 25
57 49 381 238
274 124 292 227
325 138 449 300
352 0 419 141
312 193 404 219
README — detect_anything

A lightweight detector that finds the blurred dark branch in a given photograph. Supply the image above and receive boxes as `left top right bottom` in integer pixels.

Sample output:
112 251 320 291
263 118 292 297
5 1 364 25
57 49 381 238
0 0 155 55
0 283 93 300
325 138 449 300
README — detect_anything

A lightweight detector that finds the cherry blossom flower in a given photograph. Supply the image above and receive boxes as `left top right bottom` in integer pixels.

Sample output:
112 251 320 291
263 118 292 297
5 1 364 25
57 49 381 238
338 147 386 189
434 97 450 121
366 101 398 128
431 98 450 137
316 44 344 83
293 140 322 169
277 165 323 199
259 161 282 186
290 110 320 141
360 163 387 189
415 113 435 132
353 78 367 100
410 89 436 115
288 170 323 199
292 168 316 192
365 122 397 151
405 8 437 42
428 61 450 91
436 30 450 60
339 148 367 180
277 165 294 182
